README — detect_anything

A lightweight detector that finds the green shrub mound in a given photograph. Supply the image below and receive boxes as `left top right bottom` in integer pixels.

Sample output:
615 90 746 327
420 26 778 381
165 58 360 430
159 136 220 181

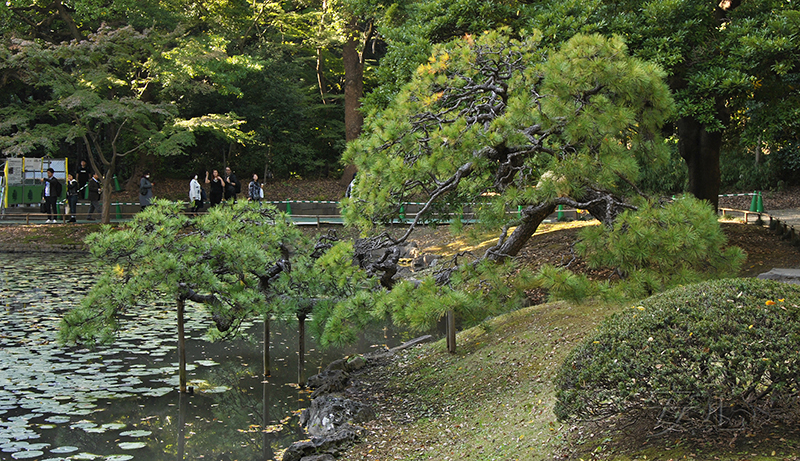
555 278 800 433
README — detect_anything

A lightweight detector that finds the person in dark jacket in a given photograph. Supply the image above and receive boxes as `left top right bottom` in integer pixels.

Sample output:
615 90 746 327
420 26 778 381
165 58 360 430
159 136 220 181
66 173 79 223
87 172 102 221
139 171 154 210
224 167 238 203
41 167 62 223
77 160 90 197
247 173 263 204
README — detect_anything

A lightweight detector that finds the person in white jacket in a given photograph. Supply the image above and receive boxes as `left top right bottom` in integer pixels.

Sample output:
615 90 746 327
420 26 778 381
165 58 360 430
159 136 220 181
189 173 203 215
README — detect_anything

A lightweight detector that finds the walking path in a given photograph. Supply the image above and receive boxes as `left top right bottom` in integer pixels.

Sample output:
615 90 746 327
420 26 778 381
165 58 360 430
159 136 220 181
764 208 800 227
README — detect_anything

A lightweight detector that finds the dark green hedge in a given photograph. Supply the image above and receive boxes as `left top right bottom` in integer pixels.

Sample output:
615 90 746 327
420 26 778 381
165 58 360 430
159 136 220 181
555 278 800 433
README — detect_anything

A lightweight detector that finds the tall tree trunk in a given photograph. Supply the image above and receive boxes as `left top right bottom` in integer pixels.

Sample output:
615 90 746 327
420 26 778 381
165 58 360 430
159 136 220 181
342 19 365 143
316 47 327 105
53 0 83 41
101 175 114 224
177 298 188 393
340 19 373 186
316 0 328 105
678 115 723 211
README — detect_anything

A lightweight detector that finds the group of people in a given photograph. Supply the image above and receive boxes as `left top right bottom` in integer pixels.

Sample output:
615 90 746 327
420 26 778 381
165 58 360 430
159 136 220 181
40 160 102 223
40 161 264 223
188 167 265 213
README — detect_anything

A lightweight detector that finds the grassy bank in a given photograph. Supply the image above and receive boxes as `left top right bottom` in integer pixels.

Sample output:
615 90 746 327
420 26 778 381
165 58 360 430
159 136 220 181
344 300 800 461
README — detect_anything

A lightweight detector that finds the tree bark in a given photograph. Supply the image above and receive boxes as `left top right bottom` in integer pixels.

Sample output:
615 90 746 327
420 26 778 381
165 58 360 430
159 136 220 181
678 114 724 211
53 0 83 42
340 18 373 185
486 203 557 261
101 175 114 224
342 18 365 142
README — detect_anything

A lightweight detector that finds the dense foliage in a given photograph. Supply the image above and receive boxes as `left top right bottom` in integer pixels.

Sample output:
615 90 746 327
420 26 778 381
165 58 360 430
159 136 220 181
1 0 350 182
343 31 674 246
555 278 800 433
59 201 305 345
538 196 746 301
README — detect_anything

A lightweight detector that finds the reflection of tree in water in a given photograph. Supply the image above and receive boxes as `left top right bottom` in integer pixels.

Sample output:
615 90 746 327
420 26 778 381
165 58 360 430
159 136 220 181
175 361 307 460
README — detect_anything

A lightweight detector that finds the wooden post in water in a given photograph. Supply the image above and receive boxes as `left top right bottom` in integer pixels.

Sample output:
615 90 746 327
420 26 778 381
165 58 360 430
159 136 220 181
263 314 271 377
177 297 188 393
178 389 187 460
297 311 307 387
446 309 456 354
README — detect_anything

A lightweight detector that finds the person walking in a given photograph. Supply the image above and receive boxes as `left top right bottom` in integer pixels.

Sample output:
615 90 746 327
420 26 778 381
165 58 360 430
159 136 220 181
66 173 79 222
248 173 263 204
189 173 203 215
41 167 62 223
139 171 154 210
87 172 102 221
77 160 90 198
224 167 239 203
205 170 225 207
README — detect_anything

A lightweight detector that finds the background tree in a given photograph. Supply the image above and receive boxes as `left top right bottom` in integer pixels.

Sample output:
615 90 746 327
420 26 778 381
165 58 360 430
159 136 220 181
0 27 188 222
349 0 800 207
329 31 704 348
527 0 800 209
344 31 674 257
1 0 354 183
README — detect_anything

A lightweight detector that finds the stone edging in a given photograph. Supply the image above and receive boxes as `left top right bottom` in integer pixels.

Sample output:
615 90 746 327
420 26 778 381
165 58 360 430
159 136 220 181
0 243 88 253
283 335 434 461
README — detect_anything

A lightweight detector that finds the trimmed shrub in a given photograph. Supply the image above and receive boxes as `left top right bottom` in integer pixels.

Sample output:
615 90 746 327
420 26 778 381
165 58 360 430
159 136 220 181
537 196 745 302
555 278 800 434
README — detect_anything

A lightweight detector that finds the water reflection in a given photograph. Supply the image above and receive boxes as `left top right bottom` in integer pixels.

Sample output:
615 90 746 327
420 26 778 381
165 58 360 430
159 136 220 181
0 253 414 460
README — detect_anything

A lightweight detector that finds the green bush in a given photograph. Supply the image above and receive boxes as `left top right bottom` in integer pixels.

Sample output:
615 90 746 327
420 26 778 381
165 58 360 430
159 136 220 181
537 196 745 302
555 278 800 433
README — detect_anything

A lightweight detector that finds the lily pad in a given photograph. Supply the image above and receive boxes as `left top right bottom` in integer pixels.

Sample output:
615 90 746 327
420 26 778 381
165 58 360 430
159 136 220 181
104 455 134 461
118 430 151 438
71 453 102 460
50 446 79 453
117 442 146 450
11 450 44 459
200 386 230 394
101 423 127 431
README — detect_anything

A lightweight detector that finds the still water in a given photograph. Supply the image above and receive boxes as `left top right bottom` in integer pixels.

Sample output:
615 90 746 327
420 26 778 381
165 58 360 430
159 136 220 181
0 253 410 460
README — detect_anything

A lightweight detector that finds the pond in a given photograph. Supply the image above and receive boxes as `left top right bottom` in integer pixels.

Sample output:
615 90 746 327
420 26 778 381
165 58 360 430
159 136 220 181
0 252 415 460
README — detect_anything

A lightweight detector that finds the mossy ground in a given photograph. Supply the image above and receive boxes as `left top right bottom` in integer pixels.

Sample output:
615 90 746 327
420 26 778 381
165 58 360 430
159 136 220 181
344 297 800 460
